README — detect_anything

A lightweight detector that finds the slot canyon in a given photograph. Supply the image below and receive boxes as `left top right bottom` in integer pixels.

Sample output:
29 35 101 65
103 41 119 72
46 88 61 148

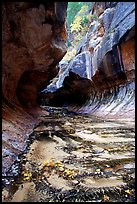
2 2 135 202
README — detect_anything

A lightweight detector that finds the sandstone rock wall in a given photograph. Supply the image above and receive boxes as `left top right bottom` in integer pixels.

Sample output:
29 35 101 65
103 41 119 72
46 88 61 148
2 2 68 177
68 2 135 120
40 2 135 121
2 1 135 179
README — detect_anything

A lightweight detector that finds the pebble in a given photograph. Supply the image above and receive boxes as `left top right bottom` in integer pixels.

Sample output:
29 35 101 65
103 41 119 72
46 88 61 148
124 163 135 169
72 180 79 185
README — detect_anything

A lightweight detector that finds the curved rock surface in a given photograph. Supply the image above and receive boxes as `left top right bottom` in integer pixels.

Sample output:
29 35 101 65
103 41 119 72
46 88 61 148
2 2 68 176
2 1 135 181
39 71 93 106
40 2 135 121
72 2 135 120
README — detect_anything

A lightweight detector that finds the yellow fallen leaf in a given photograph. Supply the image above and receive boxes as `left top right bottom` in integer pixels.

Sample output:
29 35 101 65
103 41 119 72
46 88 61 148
103 194 110 201
95 169 100 172
23 173 32 181
43 160 50 167
55 161 64 167
23 177 31 181
24 172 32 176
125 189 132 195
113 147 118 151
58 166 64 171
56 161 62 165
48 161 55 167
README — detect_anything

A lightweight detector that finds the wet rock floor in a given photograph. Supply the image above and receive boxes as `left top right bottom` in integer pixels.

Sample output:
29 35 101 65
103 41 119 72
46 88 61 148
2 107 135 202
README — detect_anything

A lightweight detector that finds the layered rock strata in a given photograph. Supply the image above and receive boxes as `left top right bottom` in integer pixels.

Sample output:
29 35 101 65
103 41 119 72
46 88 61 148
40 2 135 120
74 2 135 120
2 2 68 177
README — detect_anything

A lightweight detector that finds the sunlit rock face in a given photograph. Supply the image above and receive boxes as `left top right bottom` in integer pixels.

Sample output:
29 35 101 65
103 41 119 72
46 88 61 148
74 2 135 90
78 2 135 120
2 2 68 177
80 3 134 120
41 2 135 121
90 2 135 87
39 51 93 106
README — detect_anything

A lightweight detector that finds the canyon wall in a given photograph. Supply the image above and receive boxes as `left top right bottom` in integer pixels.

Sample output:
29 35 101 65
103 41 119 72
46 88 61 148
41 2 135 121
2 2 135 180
70 2 135 120
2 2 68 177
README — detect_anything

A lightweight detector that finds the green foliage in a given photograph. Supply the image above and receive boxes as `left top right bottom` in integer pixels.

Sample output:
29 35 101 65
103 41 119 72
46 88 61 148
91 14 98 21
70 16 83 33
78 4 89 15
63 48 76 62
64 2 95 62
67 2 85 29
82 16 90 25
70 5 92 35
67 39 71 47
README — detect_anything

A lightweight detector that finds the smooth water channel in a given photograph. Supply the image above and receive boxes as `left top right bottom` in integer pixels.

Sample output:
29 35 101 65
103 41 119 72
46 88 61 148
2 107 135 202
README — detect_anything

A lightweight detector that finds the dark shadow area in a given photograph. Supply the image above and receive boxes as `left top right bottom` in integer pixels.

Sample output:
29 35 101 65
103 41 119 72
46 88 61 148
37 71 93 107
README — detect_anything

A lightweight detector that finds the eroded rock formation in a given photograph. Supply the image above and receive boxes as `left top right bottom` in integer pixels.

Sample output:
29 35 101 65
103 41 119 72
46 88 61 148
39 71 93 106
76 2 135 119
40 2 135 120
2 2 68 177
2 1 135 181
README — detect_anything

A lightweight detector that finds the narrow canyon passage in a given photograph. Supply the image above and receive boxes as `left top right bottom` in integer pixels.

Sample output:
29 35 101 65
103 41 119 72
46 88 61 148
2 2 135 202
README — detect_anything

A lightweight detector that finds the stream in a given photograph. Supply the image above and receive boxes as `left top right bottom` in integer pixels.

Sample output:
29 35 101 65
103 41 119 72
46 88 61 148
2 107 135 202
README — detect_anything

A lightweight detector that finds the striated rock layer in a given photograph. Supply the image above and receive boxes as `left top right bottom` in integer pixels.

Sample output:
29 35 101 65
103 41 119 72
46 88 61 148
2 2 135 179
70 2 135 120
40 2 135 121
2 2 68 176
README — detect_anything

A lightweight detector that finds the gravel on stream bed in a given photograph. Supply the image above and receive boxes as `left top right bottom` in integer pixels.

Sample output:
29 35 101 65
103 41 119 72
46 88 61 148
2 107 135 202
